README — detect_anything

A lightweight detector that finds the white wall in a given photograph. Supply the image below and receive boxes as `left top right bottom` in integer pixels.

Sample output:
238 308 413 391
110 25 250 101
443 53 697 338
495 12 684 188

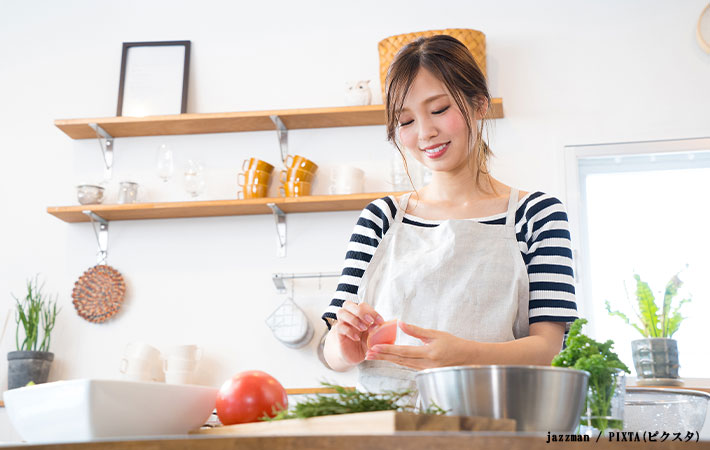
0 0 708 414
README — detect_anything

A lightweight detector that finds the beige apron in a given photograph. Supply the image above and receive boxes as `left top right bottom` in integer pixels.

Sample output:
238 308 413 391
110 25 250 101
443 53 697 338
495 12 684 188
357 188 529 393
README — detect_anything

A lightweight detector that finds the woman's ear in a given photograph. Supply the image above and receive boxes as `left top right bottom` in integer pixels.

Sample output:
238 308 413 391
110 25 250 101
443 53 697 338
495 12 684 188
475 96 489 119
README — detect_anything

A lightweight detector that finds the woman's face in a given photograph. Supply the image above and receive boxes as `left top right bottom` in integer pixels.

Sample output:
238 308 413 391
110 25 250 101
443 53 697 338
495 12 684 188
397 68 475 175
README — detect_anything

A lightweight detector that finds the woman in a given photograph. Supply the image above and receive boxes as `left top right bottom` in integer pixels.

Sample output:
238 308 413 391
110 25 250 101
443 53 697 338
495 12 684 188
321 35 578 393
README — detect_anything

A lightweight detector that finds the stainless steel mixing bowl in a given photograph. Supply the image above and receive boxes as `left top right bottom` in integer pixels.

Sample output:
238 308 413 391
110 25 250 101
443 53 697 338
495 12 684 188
624 387 710 432
415 365 589 432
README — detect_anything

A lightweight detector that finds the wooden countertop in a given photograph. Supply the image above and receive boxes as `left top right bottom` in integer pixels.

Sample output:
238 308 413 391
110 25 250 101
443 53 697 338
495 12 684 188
3 433 708 450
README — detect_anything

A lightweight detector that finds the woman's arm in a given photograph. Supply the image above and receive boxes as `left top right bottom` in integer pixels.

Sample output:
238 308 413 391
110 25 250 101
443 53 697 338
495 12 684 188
365 321 566 369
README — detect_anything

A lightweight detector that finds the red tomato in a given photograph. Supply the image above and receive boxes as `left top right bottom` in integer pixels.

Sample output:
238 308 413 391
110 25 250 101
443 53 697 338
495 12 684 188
367 319 398 349
216 370 288 425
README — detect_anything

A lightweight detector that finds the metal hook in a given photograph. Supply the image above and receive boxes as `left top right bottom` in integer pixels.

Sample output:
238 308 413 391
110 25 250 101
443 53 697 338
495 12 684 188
82 211 108 265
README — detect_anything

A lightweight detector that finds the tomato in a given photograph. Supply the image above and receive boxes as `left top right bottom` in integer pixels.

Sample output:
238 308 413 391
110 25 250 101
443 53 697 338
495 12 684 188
367 319 398 349
216 370 288 425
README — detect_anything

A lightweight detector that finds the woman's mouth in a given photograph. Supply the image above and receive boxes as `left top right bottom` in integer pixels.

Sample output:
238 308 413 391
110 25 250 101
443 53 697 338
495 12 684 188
422 142 449 159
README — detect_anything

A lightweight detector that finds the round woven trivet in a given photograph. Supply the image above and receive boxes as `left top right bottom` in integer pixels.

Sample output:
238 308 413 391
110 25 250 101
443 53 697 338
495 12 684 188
72 265 126 323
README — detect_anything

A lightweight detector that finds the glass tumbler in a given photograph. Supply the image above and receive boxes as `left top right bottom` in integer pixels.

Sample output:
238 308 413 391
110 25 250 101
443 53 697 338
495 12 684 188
578 369 626 437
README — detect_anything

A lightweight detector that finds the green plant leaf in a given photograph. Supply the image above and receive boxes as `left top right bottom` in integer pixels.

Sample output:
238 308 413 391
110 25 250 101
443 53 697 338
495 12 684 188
634 274 660 337
605 300 647 337
661 274 682 337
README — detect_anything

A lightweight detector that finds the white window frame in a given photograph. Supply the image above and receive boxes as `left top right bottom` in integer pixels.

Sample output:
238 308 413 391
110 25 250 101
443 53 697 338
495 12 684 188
563 136 710 335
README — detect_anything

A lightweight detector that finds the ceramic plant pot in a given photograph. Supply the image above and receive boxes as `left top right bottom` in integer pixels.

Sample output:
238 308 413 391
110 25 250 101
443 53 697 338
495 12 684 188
7 351 54 390
631 338 679 379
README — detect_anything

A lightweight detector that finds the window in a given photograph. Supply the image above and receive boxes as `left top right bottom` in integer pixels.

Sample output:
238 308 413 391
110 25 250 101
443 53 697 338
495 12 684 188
565 138 710 377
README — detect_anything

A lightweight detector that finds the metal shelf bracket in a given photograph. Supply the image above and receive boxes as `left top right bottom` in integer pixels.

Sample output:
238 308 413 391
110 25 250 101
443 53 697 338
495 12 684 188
83 211 109 265
88 123 114 180
266 203 286 258
269 115 288 164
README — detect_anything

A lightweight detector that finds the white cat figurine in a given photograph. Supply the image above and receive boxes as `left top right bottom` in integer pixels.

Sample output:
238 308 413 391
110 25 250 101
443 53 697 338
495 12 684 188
345 80 372 106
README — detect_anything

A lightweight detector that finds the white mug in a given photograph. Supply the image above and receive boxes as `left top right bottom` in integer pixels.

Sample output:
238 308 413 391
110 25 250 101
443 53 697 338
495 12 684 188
329 165 364 195
119 357 152 382
163 357 199 373
124 342 161 361
164 344 202 362
165 370 194 385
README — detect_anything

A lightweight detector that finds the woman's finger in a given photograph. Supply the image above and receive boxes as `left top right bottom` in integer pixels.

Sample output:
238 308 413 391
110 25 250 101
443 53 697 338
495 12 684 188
369 344 427 358
336 306 369 332
334 321 361 341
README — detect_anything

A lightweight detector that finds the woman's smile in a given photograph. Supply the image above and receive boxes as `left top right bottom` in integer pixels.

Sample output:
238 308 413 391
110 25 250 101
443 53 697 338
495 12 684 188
421 142 450 159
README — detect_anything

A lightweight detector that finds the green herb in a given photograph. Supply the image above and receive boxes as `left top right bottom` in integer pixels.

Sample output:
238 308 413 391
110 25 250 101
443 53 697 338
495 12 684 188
551 318 630 433
260 382 447 421
13 276 61 352
605 270 691 338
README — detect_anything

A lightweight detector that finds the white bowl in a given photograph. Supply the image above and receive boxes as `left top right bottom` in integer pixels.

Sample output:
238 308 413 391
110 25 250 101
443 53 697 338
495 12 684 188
3 379 217 443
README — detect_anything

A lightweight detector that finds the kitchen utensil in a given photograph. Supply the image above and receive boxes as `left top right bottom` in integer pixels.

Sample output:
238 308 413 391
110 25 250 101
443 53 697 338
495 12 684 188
237 184 269 199
279 181 311 197
117 181 139 204
71 265 126 323
378 28 486 99
316 329 332 369
3 379 218 442
329 165 365 195
156 143 174 182
279 167 315 184
193 410 515 436
242 158 274 174
119 357 153 382
184 160 206 197
415 365 589 432
165 344 202 361
76 184 105 205
265 297 314 349
624 387 710 432
284 154 318 173
238 169 272 187
124 342 160 361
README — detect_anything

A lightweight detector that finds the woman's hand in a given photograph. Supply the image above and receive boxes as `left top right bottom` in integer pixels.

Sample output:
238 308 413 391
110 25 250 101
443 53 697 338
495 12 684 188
329 300 385 367
365 321 469 370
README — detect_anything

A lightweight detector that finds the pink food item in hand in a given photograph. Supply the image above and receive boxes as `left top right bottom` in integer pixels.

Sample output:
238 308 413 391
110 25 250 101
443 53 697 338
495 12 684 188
366 319 398 349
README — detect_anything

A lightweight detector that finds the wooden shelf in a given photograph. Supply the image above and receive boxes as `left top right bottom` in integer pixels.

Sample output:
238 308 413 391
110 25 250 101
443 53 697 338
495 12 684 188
47 192 404 223
54 101 504 140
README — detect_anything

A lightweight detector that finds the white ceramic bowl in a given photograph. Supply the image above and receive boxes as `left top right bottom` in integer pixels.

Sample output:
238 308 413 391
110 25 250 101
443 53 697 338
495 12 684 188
624 387 710 432
3 379 217 443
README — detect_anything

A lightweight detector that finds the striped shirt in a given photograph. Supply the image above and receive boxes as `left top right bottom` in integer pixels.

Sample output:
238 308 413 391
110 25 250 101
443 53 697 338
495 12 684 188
321 191 579 331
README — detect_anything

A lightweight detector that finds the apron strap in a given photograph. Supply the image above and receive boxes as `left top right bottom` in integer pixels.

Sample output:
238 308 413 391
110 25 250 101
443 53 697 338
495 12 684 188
396 192 413 222
505 188 519 227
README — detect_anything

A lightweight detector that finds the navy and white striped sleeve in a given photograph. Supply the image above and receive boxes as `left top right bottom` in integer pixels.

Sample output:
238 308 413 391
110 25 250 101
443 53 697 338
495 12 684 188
321 196 397 329
518 193 579 327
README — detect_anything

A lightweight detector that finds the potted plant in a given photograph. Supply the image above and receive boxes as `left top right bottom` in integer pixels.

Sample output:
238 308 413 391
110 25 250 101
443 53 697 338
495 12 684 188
605 271 691 381
8 276 60 389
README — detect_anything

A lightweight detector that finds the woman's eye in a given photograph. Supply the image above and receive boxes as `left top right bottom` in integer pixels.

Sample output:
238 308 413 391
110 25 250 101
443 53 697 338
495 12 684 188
433 106 450 115
398 119 413 127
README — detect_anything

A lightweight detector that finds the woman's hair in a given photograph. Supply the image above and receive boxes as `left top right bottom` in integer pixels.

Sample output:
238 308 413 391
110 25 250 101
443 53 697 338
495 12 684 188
385 35 492 186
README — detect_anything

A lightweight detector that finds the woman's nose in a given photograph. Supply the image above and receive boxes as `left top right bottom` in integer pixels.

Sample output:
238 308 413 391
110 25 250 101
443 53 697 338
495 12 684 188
417 118 438 143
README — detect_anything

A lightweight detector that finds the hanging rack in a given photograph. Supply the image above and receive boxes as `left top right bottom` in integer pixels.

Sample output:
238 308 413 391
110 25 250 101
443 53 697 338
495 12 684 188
88 123 114 180
83 211 109 265
272 271 340 294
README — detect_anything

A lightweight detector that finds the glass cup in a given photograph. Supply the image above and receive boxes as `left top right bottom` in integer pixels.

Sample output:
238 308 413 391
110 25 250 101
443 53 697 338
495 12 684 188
184 160 206 198
578 369 626 437
118 181 139 204
156 144 174 182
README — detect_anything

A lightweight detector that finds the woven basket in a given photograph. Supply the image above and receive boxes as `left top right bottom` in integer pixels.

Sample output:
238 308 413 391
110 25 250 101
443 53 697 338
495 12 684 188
377 28 486 99
72 264 126 323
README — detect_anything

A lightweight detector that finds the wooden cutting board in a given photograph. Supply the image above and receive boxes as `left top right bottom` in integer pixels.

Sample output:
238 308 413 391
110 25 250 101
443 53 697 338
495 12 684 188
191 410 516 436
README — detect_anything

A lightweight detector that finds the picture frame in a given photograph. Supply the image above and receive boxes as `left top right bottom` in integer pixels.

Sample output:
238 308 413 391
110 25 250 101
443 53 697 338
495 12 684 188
116 40 191 117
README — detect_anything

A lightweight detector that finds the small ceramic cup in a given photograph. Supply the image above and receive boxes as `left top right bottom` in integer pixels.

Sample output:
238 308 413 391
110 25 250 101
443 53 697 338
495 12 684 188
237 183 269 199
241 158 274 174
279 168 315 184
164 370 194 385
284 155 318 174
280 181 312 197
237 169 272 187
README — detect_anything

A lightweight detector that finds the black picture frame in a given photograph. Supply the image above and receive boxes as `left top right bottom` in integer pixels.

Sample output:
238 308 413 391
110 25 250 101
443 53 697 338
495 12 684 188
116 40 190 117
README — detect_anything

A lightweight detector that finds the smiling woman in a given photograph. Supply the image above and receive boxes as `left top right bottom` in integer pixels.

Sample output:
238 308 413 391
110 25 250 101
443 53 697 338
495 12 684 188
321 35 578 396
